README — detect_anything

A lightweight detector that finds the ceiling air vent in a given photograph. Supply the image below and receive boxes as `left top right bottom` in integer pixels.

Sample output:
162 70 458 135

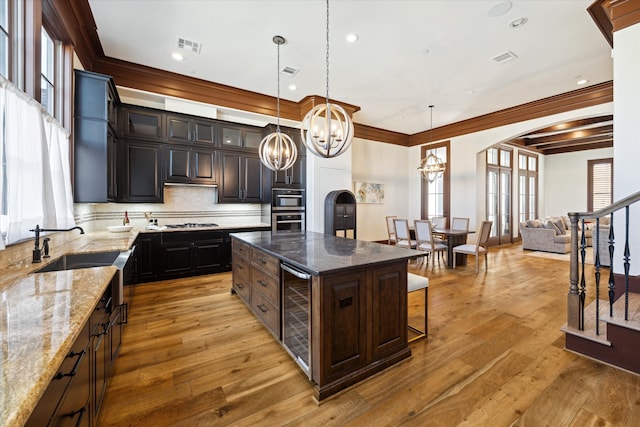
280 66 300 77
492 50 518 64
177 38 202 54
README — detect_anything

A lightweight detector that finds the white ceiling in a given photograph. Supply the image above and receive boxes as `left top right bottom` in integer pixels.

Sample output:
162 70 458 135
87 0 612 135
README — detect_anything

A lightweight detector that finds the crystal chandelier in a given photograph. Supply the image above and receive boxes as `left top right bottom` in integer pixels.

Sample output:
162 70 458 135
259 36 297 171
300 0 354 158
417 105 446 183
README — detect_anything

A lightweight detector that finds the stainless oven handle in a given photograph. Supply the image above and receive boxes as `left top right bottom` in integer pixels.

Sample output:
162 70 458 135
277 220 303 224
281 263 312 280
277 194 303 198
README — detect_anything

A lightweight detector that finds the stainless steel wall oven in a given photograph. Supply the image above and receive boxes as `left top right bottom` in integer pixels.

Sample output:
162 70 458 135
272 188 305 232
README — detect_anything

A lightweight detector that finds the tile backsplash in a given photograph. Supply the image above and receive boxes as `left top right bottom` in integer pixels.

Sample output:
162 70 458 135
75 186 270 231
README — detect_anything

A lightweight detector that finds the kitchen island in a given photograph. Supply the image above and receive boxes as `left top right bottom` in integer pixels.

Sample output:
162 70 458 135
230 231 422 401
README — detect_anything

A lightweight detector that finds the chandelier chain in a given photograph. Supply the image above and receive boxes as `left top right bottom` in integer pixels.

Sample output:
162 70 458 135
276 40 281 132
325 0 330 105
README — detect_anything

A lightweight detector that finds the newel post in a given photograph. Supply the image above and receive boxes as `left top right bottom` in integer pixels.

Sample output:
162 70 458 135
567 212 582 329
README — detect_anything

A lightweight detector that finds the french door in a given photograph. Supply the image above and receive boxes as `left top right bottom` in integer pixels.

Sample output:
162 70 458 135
487 147 512 245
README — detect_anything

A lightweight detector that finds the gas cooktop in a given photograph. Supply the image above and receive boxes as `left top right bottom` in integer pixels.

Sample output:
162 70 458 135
164 223 219 229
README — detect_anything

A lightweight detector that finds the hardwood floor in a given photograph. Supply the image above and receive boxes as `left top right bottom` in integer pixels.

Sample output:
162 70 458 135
98 244 640 426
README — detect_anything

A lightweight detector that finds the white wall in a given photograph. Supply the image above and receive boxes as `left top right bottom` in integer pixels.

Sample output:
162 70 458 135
613 23 640 274
543 147 613 218
351 138 409 241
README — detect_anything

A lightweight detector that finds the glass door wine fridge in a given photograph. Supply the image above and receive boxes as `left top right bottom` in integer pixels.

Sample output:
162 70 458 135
281 263 312 377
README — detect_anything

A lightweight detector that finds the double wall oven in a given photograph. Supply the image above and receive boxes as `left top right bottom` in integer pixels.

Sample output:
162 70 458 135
272 188 305 233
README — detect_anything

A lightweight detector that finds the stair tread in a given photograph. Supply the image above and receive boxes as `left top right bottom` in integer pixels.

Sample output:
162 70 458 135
561 298 611 346
599 292 640 331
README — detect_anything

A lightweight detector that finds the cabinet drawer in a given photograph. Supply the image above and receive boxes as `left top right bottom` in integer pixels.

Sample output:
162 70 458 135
251 249 279 278
232 238 251 258
251 290 279 337
251 267 279 307
233 276 251 305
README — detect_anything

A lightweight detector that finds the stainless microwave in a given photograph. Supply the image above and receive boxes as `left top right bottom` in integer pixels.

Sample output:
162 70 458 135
272 188 305 210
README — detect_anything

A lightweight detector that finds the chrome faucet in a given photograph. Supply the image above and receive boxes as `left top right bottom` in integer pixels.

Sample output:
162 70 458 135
30 225 85 263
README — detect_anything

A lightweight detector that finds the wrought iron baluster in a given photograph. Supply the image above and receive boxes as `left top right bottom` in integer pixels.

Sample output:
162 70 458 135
624 207 630 321
607 215 615 317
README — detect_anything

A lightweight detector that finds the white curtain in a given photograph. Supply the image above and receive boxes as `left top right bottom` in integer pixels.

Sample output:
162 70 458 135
0 76 76 248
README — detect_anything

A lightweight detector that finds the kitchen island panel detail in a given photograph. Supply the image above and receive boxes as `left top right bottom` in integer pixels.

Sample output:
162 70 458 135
230 231 419 401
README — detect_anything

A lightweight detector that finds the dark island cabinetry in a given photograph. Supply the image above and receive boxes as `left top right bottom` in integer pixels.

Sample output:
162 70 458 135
230 231 415 401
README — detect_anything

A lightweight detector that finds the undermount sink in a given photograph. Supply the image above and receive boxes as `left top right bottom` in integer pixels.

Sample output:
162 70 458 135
34 250 124 273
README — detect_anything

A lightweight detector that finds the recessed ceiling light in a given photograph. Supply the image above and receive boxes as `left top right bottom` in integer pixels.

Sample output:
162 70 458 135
172 52 184 61
346 33 359 43
509 17 528 28
488 1 512 17
577 79 589 85
288 84 297 91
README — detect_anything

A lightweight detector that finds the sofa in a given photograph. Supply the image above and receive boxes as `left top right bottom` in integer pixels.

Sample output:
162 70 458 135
520 218 572 254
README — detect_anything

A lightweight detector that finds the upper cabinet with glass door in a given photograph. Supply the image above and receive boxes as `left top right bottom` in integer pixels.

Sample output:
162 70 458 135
219 122 263 150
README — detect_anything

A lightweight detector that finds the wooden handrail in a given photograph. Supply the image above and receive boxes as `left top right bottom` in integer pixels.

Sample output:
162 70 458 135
569 190 640 220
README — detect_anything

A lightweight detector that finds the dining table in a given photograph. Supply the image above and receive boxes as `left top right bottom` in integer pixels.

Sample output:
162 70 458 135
433 228 475 268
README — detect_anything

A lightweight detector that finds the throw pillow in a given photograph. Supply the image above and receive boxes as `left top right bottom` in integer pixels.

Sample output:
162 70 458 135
544 220 559 235
553 218 566 235
527 219 544 228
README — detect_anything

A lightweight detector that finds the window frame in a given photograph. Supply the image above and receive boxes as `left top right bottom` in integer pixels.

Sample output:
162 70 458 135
587 158 613 212
518 151 538 223
420 140 450 221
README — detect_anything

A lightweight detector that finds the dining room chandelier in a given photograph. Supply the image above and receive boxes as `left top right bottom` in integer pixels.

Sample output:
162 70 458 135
417 105 446 183
300 0 354 158
258 35 297 171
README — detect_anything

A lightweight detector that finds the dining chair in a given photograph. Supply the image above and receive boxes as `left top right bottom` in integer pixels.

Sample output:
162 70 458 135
451 217 470 231
385 215 397 245
414 220 447 269
452 220 492 272
430 216 447 230
393 218 417 249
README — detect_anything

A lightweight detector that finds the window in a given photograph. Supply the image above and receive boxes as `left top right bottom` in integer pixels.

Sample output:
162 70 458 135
518 152 538 223
0 0 9 78
420 141 450 221
41 27 55 115
588 158 613 211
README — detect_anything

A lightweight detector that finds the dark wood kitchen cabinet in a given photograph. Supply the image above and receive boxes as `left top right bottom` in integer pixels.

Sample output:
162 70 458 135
26 279 119 427
166 113 216 145
120 106 164 141
219 152 268 203
325 190 357 238
134 233 159 282
164 145 218 184
121 140 163 203
74 70 120 203
268 125 306 189
158 230 227 278
220 123 263 150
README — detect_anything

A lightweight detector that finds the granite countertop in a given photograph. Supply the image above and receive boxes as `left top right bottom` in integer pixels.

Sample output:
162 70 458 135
138 223 271 233
230 231 422 275
0 230 137 427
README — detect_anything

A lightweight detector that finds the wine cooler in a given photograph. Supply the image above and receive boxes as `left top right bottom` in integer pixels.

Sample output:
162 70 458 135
281 263 312 377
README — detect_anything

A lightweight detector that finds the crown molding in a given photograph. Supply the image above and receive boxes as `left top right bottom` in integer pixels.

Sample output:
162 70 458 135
68 0 613 148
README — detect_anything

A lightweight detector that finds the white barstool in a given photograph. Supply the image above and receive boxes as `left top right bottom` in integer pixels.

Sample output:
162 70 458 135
407 273 429 342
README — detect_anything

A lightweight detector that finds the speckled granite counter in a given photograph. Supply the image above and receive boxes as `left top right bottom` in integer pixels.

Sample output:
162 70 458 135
230 231 421 275
0 230 137 427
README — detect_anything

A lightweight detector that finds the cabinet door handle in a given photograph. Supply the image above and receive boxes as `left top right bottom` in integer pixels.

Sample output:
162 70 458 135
235 282 244 289
257 279 267 287
257 304 268 313
54 349 86 380
67 406 87 427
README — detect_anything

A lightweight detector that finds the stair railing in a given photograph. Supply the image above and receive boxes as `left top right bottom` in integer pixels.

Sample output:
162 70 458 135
567 190 640 334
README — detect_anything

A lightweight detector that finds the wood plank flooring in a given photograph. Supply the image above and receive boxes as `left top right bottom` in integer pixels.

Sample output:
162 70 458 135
98 244 640 426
